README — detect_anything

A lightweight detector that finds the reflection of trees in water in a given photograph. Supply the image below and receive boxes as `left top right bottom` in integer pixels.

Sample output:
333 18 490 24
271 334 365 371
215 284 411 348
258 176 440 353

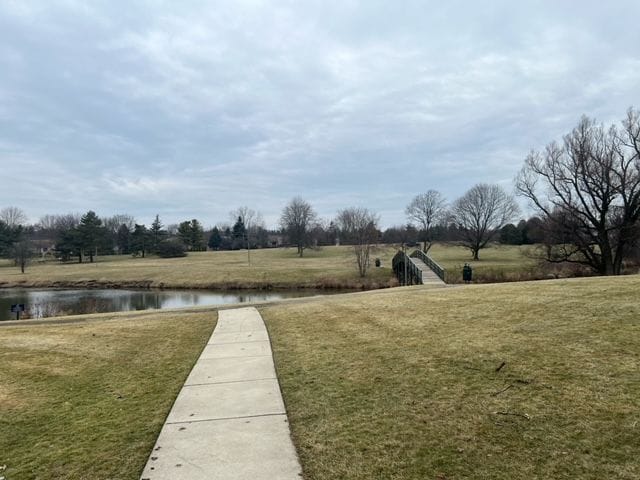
0 289 344 321
178 293 199 305
25 302 72 319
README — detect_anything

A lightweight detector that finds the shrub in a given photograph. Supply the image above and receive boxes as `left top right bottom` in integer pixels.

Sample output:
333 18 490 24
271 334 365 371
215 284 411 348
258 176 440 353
156 241 187 258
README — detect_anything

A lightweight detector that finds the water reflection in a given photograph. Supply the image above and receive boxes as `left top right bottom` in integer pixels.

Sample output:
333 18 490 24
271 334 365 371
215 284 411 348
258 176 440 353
0 288 338 321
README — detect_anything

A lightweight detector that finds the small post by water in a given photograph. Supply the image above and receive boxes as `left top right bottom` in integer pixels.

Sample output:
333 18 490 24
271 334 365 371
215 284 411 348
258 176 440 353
11 303 25 320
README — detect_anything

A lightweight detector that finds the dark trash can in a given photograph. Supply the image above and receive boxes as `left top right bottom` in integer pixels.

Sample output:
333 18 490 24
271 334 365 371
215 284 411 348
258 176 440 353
462 263 473 283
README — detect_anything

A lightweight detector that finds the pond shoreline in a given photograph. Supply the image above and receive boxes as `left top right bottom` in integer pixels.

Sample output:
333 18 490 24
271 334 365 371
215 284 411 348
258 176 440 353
0 286 358 322
0 278 395 291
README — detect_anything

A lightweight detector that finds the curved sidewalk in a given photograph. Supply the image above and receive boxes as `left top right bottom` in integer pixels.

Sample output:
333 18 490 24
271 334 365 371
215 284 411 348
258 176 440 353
140 307 303 480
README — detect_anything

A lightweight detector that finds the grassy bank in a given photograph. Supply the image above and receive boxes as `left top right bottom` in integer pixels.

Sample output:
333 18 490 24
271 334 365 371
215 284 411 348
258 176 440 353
426 243 543 283
262 275 640 479
0 311 216 479
0 246 397 290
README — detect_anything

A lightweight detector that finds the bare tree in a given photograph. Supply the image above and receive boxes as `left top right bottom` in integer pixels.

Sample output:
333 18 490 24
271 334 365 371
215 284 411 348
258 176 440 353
37 214 59 232
280 197 316 257
516 109 640 275
13 237 33 273
103 214 136 234
336 207 380 277
453 184 519 260
166 223 179 236
229 206 264 264
0 206 27 228
54 213 81 231
405 190 447 253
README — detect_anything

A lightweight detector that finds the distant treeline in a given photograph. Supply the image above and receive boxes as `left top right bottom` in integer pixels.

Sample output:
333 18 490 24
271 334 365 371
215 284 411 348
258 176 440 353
1 107 639 276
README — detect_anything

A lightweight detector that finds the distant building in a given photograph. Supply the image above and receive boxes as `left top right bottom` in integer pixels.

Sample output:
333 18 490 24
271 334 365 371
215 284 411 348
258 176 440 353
267 234 285 248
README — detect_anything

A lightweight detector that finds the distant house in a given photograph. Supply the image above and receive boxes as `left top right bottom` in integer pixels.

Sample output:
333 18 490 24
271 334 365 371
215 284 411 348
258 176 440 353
31 239 56 259
267 234 285 248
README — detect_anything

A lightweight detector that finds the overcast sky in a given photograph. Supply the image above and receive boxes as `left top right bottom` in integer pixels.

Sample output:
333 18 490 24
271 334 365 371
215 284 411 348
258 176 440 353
1 1 638 229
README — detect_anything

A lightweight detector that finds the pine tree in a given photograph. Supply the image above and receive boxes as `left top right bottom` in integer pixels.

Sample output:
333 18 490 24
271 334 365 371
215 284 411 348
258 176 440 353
131 224 150 257
177 219 205 251
208 227 222 250
117 224 131 254
77 210 106 263
150 214 166 253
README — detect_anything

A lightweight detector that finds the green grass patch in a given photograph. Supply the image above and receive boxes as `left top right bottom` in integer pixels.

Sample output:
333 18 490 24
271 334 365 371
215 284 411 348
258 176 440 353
262 276 640 479
0 311 216 479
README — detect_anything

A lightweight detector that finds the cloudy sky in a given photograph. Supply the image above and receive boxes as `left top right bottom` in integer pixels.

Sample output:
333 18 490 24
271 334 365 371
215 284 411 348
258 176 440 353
1 1 638 228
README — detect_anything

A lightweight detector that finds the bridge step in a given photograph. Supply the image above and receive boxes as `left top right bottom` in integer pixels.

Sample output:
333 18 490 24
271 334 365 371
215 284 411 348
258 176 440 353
408 257 446 285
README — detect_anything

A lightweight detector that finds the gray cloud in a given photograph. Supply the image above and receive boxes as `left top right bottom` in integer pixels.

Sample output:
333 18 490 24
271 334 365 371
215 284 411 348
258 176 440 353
1 0 639 227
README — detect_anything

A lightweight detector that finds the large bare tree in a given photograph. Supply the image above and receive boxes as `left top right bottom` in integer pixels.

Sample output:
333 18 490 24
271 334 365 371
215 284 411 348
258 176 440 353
0 206 27 227
405 190 447 253
280 197 316 257
453 183 519 260
516 109 640 275
336 207 379 277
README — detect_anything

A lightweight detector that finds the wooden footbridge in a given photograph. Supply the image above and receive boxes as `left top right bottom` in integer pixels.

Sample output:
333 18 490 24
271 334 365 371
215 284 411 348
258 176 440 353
392 249 446 286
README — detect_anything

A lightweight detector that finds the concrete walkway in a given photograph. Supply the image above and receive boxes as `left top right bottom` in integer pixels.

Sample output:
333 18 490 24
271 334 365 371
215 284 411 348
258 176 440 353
140 307 303 480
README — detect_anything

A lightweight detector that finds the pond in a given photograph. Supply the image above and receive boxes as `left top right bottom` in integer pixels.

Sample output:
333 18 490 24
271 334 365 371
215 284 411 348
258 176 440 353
0 288 342 321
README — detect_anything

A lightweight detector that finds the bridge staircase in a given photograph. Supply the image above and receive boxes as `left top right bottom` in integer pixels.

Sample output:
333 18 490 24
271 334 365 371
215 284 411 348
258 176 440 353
392 249 446 286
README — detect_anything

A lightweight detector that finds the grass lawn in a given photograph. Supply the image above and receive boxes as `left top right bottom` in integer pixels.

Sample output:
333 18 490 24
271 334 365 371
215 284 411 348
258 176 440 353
0 311 216 479
426 243 542 283
0 246 397 290
4 273 637 479
262 275 640 479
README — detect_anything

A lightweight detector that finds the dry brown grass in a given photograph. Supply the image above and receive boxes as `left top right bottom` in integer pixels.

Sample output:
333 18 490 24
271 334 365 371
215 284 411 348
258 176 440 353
0 311 216 479
0 246 397 290
262 275 640 479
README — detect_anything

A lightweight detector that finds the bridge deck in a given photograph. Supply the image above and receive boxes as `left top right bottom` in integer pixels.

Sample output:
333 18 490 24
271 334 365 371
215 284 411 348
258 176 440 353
408 257 446 285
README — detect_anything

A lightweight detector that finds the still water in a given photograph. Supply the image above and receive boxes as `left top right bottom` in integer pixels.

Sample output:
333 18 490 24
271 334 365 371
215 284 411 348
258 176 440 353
0 288 337 321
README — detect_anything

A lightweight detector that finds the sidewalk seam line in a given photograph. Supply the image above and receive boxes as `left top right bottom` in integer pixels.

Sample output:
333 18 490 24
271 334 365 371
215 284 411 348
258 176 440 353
184 377 276 387
208 339 269 345
165 412 286 425
199 354 271 359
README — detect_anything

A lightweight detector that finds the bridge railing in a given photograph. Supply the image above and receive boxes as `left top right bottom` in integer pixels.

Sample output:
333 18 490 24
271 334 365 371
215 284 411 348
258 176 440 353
410 249 446 282
392 250 422 285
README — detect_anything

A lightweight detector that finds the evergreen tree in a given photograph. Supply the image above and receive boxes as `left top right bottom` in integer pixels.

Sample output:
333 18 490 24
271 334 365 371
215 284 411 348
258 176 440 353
131 224 150 257
178 219 205 251
78 210 106 263
232 216 246 249
0 220 22 258
117 224 131 254
232 216 246 239
208 227 222 250
150 214 166 253
178 221 192 249
55 227 82 262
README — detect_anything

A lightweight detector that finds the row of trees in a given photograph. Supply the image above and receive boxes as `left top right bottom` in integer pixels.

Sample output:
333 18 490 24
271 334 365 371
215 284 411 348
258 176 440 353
398 106 640 274
277 108 639 275
276 183 519 274
1 107 637 277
